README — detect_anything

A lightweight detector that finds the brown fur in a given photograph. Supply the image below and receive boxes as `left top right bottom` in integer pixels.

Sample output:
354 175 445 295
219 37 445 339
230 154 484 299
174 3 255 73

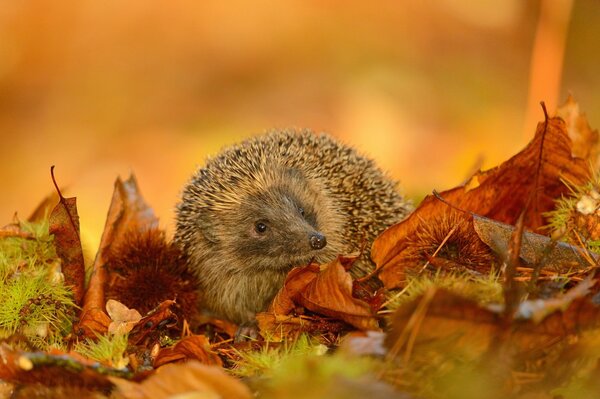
174 130 412 324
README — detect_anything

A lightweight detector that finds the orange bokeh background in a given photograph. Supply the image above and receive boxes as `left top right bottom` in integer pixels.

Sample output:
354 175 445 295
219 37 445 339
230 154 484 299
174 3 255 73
1 0 599 254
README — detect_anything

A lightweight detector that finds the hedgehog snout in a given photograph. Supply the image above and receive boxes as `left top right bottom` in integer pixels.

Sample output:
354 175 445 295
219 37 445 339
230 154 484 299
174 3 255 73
309 232 327 250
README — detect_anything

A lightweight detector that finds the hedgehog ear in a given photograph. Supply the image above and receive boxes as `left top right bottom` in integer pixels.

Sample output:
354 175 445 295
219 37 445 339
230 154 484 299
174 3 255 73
198 217 219 243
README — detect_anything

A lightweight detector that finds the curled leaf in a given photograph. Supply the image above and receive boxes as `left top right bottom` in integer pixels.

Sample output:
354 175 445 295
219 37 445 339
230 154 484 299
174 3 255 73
106 299 142 335
154 335 222 368
48 166 85 305
373 109 594 289
297 256 379 331
110 361 252 399
78 175 158 338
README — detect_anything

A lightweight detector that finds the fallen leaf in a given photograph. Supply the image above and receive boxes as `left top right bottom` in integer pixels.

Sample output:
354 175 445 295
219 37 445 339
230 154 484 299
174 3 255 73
297 256 380 331
259 257 379 337
0 344 121 392
129 300 177 346
77 174 158 338
473 215 596 272
268 263 321 315
385 281 600 367
556 94 600 168
373 107 595 289
106 299 143 335
48 166 85 305
153 335 222 367
110 361 252 399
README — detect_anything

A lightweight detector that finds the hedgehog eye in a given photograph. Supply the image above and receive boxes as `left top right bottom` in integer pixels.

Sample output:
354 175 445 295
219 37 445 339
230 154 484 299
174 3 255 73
255 221 268 234
298 207 305 217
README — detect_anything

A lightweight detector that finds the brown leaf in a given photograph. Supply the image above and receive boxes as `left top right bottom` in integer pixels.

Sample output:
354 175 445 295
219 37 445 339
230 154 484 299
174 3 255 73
373 110 593 289
268 263 320 315
297 256 380 331
106 299 143 335
259 257 379 336
110 361 252 399
385 281 600 366
77 174 158 338
0 344 118 392
153 335 222 368
556 94 600 168
472 215 595 272
129 300 177 345
48 166 85 305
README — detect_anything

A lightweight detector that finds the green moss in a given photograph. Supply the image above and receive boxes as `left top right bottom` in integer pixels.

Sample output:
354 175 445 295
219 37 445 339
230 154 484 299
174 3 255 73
545 171 600 253
0 220 56 281
74 333 130 369
241 336 378 399
231 334 326 378
0 220 76 350
383 269 503 313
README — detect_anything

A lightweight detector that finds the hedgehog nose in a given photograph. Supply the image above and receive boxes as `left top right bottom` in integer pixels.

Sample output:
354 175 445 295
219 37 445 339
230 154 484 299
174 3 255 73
309 232 327 250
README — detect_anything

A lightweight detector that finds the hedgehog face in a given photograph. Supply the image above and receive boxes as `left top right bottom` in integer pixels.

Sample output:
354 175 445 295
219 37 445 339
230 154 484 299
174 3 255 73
226 184 329 271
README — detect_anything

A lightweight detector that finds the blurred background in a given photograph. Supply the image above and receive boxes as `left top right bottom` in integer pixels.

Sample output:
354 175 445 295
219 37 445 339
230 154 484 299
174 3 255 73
1 0 598 254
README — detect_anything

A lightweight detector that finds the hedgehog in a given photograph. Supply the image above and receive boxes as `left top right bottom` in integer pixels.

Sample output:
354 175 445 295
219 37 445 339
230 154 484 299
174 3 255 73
174 129 411 333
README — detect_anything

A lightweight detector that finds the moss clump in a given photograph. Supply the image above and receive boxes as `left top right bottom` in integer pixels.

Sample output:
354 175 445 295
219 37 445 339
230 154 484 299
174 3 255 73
0 220 76 350
74 333 130 369
231 334 327 378
546 172 600 253
233 334 383 399
383 270 503 313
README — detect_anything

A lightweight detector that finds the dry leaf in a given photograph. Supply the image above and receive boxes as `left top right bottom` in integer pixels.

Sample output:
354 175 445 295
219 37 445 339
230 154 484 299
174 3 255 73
385 281 600 367
472 215 595 272
110 361 251 399
268 263 320 315
0 344 118 392
106 299 142 335
48 166 85 306
373 109 594 289
77 174 158 338
260 257 379 335
153 335 222 367
297 256 379 331
129 300 177 345
556 94 600 168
